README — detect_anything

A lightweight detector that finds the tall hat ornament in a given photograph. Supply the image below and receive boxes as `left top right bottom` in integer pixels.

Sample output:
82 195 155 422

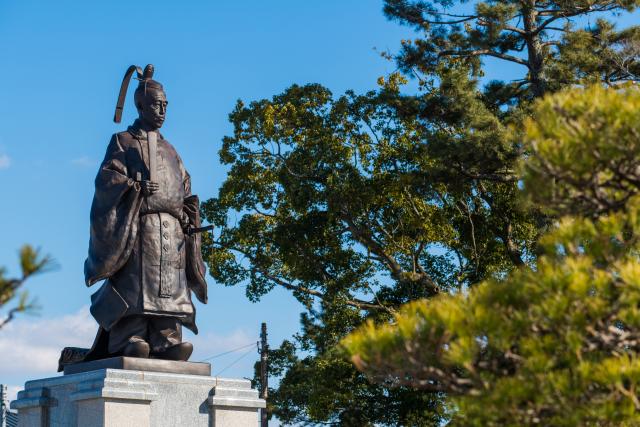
113 64 158 123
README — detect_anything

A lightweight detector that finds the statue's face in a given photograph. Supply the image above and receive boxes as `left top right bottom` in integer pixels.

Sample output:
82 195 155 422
138 88 168 130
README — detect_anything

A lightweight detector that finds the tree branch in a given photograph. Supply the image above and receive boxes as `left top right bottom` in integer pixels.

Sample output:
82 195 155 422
438 49 530 67
225 246 392 312
340 211 440 295
260 269 390 312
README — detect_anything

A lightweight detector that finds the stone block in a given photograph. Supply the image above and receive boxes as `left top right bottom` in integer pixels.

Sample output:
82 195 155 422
11 368 265 426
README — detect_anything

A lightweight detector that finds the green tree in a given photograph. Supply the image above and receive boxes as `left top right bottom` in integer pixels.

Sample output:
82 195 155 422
207 81 449 424
384 0 640 98
343 84 640 426
0 245 52 328
203 0 640 423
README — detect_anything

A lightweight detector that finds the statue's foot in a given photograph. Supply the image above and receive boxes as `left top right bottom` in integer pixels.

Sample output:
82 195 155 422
153 342 193 361
123 341 150 358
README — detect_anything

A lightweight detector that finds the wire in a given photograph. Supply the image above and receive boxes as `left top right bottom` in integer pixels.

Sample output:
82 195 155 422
214 347 257 377
198 342 256 362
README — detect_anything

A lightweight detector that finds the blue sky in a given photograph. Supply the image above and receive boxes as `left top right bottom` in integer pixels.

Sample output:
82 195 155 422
0 0 638 403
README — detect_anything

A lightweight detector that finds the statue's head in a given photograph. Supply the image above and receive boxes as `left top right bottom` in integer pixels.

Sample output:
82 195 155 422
114 64 167 130
134 71 167 130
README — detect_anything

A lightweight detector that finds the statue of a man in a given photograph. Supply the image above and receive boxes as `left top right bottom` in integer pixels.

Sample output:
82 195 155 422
82 64 208 362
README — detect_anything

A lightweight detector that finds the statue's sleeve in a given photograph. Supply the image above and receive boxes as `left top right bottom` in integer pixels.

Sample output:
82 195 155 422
180 156 208 304
182 159 192 197
84 134 144 286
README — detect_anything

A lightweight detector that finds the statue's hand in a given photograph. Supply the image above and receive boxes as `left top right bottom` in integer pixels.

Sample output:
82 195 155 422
140 180 159 196
180 211 191 232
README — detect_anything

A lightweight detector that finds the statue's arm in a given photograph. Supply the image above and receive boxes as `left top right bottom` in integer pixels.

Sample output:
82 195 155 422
177 154 193 229
179 153 192 197
96 134 138 189
85 134 143 287
175 151 207 304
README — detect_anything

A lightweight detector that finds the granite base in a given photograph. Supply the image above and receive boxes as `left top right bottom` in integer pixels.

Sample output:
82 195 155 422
11 368 265 427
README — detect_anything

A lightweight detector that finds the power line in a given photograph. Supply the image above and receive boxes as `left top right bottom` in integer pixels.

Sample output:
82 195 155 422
214 347 257 377
198 342 257 363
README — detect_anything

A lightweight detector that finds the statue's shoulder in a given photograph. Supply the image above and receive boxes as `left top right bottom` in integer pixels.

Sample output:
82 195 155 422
111 130 138 148
160 137 178 153
160 138 184 164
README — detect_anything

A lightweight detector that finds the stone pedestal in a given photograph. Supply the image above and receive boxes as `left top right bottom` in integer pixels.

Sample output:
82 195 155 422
11 363 265 427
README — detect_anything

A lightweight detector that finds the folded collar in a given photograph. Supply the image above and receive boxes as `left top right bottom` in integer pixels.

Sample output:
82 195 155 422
127 119 164 140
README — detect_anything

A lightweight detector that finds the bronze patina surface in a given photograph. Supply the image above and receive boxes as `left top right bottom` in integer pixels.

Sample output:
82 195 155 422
60 64 209 370
63 356 211 376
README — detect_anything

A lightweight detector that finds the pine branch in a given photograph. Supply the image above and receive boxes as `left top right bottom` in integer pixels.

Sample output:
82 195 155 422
0 245 53 329
438 49 530 67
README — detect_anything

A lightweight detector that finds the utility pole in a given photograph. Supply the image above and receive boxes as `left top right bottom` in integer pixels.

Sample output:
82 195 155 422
259 323 268 427
0 384 6 427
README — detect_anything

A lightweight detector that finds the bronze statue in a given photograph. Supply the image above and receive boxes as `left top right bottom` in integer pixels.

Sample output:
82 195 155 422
70 64 208 364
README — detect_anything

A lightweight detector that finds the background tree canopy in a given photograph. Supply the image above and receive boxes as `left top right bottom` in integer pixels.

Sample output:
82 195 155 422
203 0 640 424
344 84 640 426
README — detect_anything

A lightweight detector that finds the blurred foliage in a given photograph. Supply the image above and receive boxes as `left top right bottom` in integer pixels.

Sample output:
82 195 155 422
204 0 640 423
344 85 640 426
524 84 640 216
0 245 52 328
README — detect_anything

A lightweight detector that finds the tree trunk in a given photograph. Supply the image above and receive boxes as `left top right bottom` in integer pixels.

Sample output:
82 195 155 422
523 2 546 97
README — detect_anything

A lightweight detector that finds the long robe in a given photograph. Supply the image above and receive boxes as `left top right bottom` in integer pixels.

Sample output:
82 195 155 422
83 120 207 359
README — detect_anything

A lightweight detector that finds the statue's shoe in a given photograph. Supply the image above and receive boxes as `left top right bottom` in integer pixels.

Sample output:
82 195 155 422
153 342 193 361
123 341 151 358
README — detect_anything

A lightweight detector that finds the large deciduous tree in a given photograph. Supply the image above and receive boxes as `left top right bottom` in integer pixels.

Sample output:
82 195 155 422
203 0 639 423
344 84 640 426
